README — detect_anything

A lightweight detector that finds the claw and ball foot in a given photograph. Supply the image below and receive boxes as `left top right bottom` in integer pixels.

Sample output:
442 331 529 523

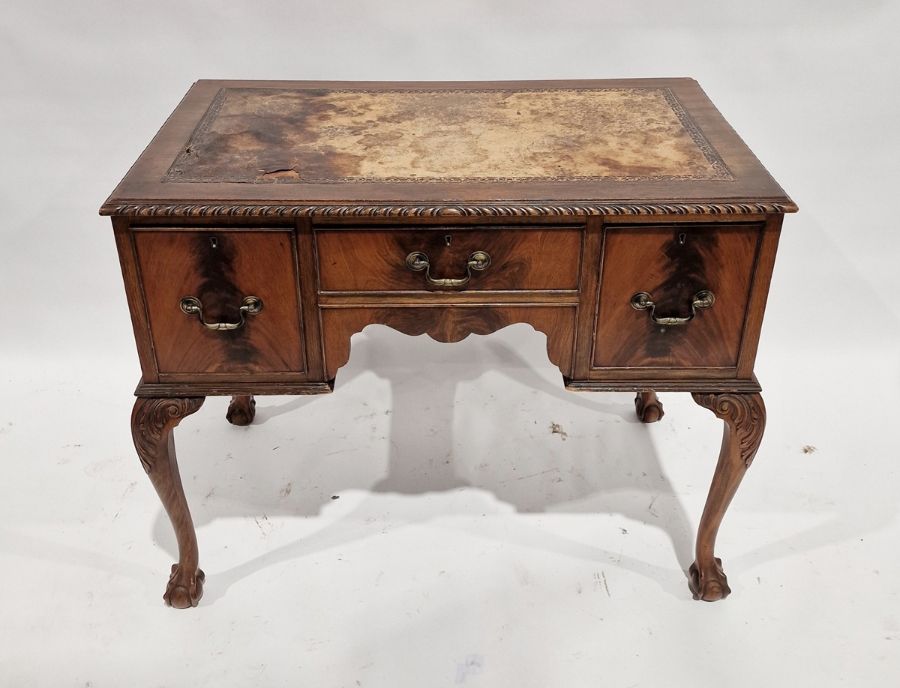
634 391 664 423
226 394 256 426
690 392 765 601
132 396 206 608
688 557 729 601
165 563 206 609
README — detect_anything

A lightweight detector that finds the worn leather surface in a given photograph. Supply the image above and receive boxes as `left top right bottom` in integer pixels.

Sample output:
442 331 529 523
166 87 731 184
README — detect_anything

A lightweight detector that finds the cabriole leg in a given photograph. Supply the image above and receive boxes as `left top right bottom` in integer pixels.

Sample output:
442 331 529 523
634 390 664 423
689 392 766 601
226 394 256 426
131 397 206 608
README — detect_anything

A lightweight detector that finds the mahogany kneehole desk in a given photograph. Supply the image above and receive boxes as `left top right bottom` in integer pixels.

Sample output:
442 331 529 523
101 78 796 608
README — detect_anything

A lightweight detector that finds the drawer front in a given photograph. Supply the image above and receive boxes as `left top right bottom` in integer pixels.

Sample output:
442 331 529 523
316 226 582 293
133 229 306 378
592 224 761 369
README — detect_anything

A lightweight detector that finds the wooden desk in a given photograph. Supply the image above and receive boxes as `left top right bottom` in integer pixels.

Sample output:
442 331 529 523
101 78 796 608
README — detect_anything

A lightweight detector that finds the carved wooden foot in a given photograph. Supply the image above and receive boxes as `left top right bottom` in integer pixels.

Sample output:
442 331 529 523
226 394 256 426
165 563 206 610
634 390 664 423
131 397 206 608
690 392 765 601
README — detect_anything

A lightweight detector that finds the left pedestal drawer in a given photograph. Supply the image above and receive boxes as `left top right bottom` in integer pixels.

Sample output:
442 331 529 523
131 229 307 380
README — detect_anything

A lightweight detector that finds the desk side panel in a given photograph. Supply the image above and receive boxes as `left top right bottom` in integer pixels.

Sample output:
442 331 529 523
113 217 160 384
736 214 783 376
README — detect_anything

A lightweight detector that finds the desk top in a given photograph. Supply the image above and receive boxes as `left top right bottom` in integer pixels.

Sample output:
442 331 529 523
101 78 796 218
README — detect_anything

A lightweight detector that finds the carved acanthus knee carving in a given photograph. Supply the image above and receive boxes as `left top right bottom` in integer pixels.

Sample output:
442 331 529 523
131 397 205 608
689 392 765 601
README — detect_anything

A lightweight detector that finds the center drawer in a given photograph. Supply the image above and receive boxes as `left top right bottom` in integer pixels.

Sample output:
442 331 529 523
315 226 583 293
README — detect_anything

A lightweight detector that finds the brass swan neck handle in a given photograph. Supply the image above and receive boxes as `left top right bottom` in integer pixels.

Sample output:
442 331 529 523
405 250 491 288
179 295 263 331
630 290 715 326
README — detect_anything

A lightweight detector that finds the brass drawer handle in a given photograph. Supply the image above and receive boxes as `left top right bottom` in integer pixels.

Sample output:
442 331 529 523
405 250 491 288
179 295 263 331
630 290 715 326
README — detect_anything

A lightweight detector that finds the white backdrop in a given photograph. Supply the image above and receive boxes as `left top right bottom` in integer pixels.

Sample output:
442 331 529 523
2 2 899 686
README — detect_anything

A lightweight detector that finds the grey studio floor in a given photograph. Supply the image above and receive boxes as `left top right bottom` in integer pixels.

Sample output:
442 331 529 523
2 2 900 687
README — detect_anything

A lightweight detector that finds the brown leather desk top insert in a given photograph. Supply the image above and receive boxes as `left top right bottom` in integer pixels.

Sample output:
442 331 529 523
165 87 730 183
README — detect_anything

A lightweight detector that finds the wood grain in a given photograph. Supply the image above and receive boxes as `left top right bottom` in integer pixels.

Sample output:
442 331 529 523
131 397 206 608
592 223 762 369
132 229 307 379
113 217 159 382
321 306 576 380
736 214 783 376
690 392 766 601
316 226 582 292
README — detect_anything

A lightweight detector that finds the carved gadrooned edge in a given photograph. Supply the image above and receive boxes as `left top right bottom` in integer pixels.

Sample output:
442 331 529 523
100 201 798 218
131 397 205 473
691 392 766 467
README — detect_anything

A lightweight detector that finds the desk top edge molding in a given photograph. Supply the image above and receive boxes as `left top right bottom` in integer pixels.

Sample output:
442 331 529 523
100 199 797 218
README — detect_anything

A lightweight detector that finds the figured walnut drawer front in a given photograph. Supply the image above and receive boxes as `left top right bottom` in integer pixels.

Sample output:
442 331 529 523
593 223 762 370
133 229 306 379
316 226 582 293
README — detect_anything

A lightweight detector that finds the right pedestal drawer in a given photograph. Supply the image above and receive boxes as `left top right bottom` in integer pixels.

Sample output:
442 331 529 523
592 223 764 371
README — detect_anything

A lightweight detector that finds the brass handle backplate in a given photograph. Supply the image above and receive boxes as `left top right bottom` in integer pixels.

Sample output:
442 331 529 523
405 250 491 288
630 290 715 326
179 295 263 331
